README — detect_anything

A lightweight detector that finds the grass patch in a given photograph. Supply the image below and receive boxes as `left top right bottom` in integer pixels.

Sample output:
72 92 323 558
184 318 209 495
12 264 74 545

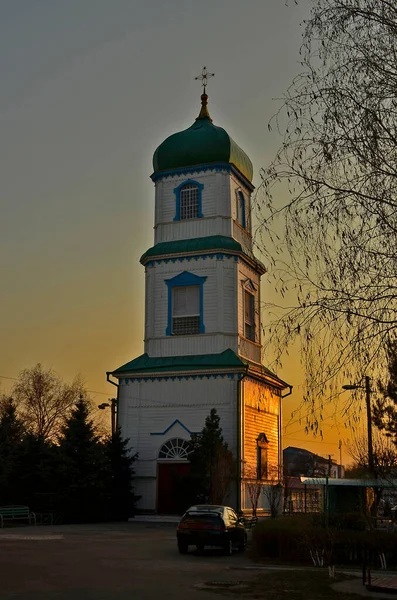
200 570 361 599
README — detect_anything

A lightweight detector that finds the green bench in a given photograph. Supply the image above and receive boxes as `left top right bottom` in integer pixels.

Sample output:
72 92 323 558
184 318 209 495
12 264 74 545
0 505 36 527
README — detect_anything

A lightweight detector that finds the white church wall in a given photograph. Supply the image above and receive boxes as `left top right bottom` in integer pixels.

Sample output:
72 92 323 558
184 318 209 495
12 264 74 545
156 216 231 244
237 259 262 363
232 221 252 252
117 376 238 511
230 172 253 250
153 169 234 244
242 378 281 473
144 256 239 357
134 478 156 512
146 334 239 357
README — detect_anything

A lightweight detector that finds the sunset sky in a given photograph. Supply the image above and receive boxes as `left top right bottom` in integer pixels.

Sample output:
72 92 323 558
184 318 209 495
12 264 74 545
0 0 355 463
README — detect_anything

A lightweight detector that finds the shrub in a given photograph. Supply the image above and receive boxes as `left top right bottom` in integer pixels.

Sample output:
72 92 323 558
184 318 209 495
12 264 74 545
251 516 313 563
251 514 397 567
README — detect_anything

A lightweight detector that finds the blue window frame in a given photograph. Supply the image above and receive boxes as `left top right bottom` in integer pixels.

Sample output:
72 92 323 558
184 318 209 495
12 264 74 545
173 179 204 221
165 271 207 336
236 191 246 229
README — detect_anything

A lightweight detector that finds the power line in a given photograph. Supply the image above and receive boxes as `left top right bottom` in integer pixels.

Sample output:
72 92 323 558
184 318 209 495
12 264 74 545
286 413 336 437
0 374 110 397
284 436 340 446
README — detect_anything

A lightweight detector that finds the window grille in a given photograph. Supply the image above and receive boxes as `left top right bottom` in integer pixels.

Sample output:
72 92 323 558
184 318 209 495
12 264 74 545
172 286 200 335
158 438 191 460
244 290 255 341
180 184 199 219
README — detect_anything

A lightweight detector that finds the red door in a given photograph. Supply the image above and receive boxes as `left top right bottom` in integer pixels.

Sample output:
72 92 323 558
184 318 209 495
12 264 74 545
157 462 190 514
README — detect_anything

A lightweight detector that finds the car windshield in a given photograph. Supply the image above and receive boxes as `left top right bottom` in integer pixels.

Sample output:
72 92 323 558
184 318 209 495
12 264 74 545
181 512 224 527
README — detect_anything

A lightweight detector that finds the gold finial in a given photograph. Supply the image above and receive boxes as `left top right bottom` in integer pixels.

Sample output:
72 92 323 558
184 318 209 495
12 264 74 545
195 67 214 121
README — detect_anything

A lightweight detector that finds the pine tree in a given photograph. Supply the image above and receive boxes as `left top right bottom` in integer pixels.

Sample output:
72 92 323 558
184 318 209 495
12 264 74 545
104 427 138 520
57 396 106 522
0 397 25 503
13 433 58 510
188 408 235 505
373 340 397 441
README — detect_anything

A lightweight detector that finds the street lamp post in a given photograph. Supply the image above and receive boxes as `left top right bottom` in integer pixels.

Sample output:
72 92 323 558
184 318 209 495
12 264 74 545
98 398 117 435
342 376 374 475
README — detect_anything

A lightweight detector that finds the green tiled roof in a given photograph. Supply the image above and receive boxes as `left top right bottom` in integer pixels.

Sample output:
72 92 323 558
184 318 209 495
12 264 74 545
140 235 242 264
111 349 246 375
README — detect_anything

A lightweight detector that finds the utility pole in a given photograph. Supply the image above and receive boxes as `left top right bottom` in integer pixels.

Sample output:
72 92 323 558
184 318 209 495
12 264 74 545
365 375 374 476
338 440 343 478
342 376 374 476
98 398 117 435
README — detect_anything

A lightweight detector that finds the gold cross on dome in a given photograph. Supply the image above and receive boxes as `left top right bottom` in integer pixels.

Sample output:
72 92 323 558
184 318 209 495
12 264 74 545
195 66 215 93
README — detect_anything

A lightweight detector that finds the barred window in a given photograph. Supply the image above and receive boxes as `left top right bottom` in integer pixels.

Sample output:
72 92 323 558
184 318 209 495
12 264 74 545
172 285 200 335
180 184 199 220
244 290 255 341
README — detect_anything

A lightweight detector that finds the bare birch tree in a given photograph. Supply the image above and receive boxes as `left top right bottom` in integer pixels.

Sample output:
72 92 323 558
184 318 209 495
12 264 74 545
262 466 283 518
256 0 397 426
244 464 263 516
12 363 86 440
346 431 397 479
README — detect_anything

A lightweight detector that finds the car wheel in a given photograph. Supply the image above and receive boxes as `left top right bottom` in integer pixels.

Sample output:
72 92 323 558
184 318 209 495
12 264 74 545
178 542 188 554
224 538 233 556
196 543 204 554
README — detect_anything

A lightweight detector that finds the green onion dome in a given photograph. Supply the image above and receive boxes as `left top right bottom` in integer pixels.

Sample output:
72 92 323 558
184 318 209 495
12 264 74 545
152 93 253 182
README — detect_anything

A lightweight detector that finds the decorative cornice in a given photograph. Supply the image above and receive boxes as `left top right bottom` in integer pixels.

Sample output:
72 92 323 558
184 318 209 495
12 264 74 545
146 252 238 267
150 162 255 192
145 251 266 275
118 372 243 384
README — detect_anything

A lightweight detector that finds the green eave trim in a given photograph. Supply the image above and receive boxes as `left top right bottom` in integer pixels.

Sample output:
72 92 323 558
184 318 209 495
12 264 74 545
111 349 246 376
140 235 242 264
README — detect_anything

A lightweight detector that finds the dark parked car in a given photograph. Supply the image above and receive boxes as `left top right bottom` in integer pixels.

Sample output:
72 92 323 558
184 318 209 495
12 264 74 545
176 505 247 555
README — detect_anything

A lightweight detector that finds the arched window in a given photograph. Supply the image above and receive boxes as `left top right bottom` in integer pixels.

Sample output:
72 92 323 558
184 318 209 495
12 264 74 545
158 438 191 460
257 433 269 480
236 191 246 229
244 289 255 341
173 179 204 221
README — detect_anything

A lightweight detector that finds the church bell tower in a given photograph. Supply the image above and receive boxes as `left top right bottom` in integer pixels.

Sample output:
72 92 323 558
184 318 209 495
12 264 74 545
108 71 289 514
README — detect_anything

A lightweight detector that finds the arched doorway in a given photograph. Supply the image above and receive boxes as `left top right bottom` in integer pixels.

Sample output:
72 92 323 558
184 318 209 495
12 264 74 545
157 438 191 514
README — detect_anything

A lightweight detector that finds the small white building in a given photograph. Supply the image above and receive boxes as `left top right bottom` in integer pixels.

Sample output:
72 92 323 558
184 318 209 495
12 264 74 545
107 90 291 514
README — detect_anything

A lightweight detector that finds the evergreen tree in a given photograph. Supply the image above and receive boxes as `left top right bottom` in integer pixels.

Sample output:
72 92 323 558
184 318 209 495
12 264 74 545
188 408 235 505
12 433 58 510
373 340 397 441
57 396 107 522
104 427 138 520
0 397 25 503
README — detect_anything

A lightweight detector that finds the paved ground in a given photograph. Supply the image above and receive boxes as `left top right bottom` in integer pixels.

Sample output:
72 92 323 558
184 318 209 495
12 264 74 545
333 577 397 598
0 522 254 600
